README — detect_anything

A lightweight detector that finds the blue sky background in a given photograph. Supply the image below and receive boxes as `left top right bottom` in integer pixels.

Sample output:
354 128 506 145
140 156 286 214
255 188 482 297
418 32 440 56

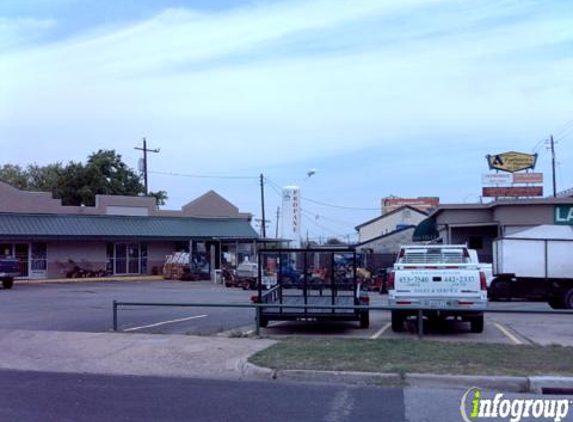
1 0 572 241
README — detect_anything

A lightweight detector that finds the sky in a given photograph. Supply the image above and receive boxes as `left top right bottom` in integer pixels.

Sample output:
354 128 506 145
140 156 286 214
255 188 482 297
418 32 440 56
1 0 573 242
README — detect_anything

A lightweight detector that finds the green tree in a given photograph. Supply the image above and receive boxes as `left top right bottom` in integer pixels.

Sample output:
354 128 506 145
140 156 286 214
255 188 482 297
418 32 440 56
0 150 168 206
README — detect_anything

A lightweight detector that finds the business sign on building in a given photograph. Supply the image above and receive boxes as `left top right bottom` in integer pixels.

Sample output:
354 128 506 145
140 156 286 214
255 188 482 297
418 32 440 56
482 172 544 185
486 151 537 173
555 205 573 225
381 197 439 214
482 186 543 197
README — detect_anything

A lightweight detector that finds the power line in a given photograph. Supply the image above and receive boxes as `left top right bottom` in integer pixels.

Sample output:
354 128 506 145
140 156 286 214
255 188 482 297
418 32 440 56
148 170 257 180
302 196 379 211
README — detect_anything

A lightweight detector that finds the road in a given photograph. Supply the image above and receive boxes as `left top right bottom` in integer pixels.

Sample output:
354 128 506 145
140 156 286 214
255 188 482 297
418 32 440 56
3 369 571 422
0 369 405 422
2 280 571 345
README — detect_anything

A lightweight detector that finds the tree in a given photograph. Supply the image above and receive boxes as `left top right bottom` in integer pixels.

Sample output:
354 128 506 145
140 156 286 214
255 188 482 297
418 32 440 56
325 237 345 246
0 150 168 206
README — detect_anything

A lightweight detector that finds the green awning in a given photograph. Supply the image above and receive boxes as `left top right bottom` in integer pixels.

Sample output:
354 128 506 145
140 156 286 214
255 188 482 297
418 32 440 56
413 217 439 242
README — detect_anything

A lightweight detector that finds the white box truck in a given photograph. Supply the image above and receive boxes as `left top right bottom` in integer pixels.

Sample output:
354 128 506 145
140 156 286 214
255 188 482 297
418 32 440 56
489 225 573 309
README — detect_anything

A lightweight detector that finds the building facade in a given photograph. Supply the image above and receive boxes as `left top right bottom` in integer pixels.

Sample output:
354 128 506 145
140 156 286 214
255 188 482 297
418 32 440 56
0 182 258 279
416 198 573 263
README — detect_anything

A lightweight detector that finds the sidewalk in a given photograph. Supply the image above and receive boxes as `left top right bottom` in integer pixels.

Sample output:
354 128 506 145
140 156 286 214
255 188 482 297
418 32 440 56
0 329 274 380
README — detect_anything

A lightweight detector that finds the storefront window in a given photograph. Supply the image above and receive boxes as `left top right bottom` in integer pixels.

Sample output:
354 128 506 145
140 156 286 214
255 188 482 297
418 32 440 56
31 243 47 271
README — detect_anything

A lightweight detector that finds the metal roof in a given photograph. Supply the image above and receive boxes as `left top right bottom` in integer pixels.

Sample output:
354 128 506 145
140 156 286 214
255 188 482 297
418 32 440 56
0 213 258 240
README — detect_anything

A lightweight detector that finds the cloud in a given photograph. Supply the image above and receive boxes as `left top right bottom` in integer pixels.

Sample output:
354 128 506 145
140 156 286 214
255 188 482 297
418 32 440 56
1 0 572 179
0 16 56 50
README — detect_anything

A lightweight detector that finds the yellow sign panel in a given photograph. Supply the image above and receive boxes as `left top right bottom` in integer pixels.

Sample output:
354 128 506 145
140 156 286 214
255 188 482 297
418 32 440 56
486 151 537 173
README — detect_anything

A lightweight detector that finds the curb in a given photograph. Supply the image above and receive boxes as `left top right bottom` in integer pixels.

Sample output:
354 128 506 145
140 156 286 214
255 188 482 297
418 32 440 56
18 276 165 284
404 373 528 393
529 376 573 394
240 362 573 393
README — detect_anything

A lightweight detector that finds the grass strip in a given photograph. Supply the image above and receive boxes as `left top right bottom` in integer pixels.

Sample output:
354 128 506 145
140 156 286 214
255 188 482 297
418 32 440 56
249 338 573 376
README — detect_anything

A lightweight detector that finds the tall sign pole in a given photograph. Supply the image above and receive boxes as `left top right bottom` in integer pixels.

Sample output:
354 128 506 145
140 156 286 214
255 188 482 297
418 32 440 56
135 137 160 195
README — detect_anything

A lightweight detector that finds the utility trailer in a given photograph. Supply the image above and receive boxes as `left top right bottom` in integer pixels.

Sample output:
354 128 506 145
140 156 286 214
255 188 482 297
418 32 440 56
490 225 573 308
253 248 370 328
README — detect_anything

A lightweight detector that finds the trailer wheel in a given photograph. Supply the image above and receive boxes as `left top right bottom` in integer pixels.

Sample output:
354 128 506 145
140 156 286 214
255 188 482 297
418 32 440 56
2 277 13 289
359 312 370 329
490 280 511 301
563 289 573 310
391 311 404 332
259 317 269 328
470 315 484 333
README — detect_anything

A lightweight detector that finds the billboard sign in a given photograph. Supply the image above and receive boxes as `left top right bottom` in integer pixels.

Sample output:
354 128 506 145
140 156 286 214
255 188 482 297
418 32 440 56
555 206 573 225
486 151 537 173
382 197 439 214
482 187 543 197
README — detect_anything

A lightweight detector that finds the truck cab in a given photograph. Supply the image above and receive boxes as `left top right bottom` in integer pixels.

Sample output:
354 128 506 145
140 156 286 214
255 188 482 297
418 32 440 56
389 245 488 333
0 258 20 289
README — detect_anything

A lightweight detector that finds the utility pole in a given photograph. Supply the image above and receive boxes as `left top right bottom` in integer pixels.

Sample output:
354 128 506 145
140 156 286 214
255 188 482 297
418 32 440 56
549 135 557 197
259 174 266 238
275 207 280 239
135 137 160 195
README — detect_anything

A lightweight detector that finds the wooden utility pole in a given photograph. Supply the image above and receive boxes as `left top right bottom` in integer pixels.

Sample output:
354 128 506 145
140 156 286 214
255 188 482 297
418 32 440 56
259 174 266 238
275 207 280 239
549 135 557 197
135 138 160 195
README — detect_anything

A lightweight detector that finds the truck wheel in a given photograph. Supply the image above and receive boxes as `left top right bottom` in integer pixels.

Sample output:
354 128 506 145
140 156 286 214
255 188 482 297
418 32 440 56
259 317 269 328
563 289 573 310
470 315 484 333
490 280 511 301
359 312 370 329
2 277 13 289
548 298 564 309
391 311 404 332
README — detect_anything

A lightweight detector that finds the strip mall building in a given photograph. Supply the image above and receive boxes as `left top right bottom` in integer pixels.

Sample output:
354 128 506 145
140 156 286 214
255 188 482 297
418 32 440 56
0 181 258 279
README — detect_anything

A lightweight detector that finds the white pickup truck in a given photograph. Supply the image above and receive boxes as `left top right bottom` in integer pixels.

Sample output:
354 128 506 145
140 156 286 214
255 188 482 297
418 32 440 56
388 245 488 333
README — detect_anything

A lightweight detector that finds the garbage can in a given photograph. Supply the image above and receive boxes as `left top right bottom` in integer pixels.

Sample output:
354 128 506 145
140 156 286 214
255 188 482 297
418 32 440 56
212 269 223 284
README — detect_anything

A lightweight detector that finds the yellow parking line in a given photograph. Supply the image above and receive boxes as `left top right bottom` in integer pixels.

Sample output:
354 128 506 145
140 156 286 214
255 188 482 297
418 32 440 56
494 322 523 345
370 322 391 339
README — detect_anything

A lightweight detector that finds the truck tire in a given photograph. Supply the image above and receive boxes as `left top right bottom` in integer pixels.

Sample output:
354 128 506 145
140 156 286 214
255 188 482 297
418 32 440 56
2 277 13 289
563 288 573 310
490 280 511 301
359 312 370 329
548 298 564 310
391 311 404 332
470 315 484 333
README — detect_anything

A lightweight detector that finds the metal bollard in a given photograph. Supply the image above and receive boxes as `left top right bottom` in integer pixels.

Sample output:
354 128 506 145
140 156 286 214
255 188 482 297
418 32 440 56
255 306 261 336
417 309 423 339
113 300 118 332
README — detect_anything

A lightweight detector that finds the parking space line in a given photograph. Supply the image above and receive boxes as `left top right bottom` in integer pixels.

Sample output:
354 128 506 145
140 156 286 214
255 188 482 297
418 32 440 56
123 315 208 332
494 322 523 345
370 323 391 339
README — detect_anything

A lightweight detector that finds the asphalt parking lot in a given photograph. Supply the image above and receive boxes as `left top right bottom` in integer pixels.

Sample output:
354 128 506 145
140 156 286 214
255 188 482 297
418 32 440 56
2 280 571 345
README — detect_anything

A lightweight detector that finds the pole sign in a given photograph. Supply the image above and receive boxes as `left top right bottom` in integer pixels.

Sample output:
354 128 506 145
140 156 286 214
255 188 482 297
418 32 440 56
486 151 537 173
482 173 512 185
512 172 543 184
482 172 544 185
555 205 573 225
482 186 543 197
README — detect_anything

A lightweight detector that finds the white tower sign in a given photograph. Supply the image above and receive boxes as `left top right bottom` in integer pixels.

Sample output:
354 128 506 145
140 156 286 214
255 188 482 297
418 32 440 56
281 186 301 247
